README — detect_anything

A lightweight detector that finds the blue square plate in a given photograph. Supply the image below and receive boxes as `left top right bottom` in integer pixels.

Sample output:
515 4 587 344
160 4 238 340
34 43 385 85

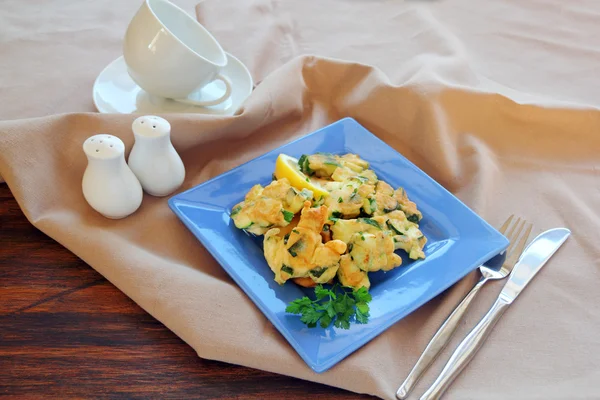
168 117 508 373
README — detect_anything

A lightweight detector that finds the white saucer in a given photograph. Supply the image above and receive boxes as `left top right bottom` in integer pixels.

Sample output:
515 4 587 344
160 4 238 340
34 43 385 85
93 53 253 115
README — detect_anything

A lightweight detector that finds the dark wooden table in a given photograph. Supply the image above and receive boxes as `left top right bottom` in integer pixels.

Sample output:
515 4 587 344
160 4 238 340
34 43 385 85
0 184 373 399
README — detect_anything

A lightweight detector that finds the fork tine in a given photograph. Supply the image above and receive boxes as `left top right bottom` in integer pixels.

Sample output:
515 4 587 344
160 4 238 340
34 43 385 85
504 224 533 270
505 218 525 255
504 222 533 267
498 215 514 235
502 217 521 254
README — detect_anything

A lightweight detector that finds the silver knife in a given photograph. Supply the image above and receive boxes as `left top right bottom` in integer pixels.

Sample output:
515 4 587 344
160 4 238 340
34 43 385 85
420 227 571 400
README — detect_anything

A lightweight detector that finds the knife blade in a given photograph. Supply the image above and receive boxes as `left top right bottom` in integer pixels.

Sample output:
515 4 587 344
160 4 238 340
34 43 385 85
420 227 571 400
499 227 570 304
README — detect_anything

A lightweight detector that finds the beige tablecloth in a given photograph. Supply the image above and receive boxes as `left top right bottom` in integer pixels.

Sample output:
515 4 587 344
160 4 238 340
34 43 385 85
1 0 599 399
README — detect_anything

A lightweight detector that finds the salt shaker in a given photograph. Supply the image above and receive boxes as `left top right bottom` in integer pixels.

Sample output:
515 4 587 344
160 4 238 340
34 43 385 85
82 134 143 219
128 115 185 197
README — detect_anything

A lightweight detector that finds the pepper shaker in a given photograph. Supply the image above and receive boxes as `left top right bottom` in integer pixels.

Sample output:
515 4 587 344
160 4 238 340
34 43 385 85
128 115 185 197
82 134 143 219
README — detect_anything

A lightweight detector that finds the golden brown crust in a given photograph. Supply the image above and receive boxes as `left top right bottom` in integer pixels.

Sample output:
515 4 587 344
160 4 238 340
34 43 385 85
292 277 317 287
292 277 334 287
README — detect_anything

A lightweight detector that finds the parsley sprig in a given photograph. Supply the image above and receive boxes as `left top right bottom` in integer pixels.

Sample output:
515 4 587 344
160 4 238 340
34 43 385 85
285 284 372 329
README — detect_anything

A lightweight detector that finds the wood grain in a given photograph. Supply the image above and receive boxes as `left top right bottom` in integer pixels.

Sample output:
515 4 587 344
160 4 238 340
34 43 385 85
0 184 373 399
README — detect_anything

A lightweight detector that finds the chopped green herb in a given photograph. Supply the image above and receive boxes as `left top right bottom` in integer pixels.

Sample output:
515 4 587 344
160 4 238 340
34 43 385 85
312 195 325 207
338 197 343 203
369 198 376 210
281 265 294 275
282 209 294 223
361 234 366 241
348 243 354 253
383 206 397 213
361 218 381 230
292 229 300 234
230 205 242 216
350 188 358 199
287 239 304 257
322 225 330 232
331 211 343 219
284 233 290 244
271 173 277 181
298 154 313 175
309 267 327 278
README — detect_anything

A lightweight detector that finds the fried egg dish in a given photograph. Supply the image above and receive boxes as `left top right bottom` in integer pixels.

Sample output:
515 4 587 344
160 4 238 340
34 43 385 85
230 153 427 290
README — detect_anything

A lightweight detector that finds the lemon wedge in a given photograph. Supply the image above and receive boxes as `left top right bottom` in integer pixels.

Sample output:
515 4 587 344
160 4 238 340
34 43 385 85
274 154 329 198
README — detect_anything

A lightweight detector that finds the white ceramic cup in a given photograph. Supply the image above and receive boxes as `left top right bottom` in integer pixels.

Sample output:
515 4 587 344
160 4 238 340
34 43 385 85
123 0 231 106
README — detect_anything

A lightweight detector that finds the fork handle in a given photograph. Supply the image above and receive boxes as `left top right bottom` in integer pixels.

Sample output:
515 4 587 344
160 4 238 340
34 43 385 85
420 297 511 400
396 276 488 399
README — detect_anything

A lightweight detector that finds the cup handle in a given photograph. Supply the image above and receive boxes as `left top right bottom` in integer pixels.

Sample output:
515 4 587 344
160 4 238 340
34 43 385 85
174 74 232 107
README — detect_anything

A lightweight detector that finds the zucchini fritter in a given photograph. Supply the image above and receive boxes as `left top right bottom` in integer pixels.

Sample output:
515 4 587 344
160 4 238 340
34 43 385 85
230 178 313 235
347 231 402 272
330 210 426 261
299 153 368 177
337 254 371 289
335 223 403 289
299 152 378 184
322 179 375 219
373 181 398 215
263 202 347 284
394 187 422 223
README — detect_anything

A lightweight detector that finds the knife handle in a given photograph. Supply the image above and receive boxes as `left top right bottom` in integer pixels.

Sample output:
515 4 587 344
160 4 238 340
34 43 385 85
420 296 511 400
396 276 488 399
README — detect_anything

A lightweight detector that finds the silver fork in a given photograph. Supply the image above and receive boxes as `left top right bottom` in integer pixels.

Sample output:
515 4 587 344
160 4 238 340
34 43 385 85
396 215 533 399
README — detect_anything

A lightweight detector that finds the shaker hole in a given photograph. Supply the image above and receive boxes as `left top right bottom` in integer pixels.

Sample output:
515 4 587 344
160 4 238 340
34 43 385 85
141 121 144 124
100 140 103 143
96 149 99 152
152 125 156 128
110 144 113 147
91 139 94 142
